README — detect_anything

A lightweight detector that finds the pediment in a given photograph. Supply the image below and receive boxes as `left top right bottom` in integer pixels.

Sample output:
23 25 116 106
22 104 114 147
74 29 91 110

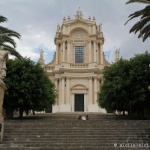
71 84 88 90
70 27 89 38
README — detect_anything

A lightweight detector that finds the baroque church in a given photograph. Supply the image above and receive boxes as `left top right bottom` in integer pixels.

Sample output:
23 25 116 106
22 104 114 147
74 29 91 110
39 9 112 113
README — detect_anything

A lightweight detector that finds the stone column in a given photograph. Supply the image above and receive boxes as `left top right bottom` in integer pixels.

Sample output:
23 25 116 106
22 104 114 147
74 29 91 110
67 41 70 63
94 42 97 62
0 48 9 141
62 42 65 62
93 25 96 34
59 78 62 105
100 44 103 64
0 80 4 141
88 77 93 104
66 77 70 104
71 94 74 112
55 78 58 105
89 41 91 62
84 94 87 112
97 78 101 91
88 25 91 35
56 44 58 64
61 77 65 104
0 80 5 116
68 25 70 34
94 77 98 104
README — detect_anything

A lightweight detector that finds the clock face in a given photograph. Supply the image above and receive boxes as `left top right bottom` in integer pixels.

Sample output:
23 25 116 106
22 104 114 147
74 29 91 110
76 33 82 38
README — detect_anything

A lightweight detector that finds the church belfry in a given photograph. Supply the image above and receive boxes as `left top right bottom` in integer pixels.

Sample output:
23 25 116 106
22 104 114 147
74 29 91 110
43 9 109 113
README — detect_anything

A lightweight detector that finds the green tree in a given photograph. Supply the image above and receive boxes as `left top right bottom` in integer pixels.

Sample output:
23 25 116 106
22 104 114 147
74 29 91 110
98 52 150 117
128 52 150 116
0 15 23 59
3 58 57 118
99 59 131 114
125 0 150 42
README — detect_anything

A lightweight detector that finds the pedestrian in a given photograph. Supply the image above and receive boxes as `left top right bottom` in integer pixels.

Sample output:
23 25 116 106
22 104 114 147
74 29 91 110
86 115 89 120
78 115 81 120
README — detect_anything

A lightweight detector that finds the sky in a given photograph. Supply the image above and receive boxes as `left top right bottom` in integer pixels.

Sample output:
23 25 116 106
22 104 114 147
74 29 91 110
0 0 149 64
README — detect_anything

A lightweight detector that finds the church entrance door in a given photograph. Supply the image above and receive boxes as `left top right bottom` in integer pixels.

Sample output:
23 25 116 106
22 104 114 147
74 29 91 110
74 94 84 112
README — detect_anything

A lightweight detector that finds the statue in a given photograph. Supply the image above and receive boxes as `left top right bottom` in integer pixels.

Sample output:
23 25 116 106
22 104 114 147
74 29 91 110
99 23 102 32
40 49 44 58
75 7 83 19
57 24 60 32
0 46 9 79
115 49 120 62
38 49 45 65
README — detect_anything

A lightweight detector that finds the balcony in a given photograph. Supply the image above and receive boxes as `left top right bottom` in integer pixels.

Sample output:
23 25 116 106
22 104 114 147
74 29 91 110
70 63 88 68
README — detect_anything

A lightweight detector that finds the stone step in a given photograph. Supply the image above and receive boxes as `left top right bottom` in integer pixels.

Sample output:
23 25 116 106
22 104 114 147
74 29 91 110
1 113 150 149
2 138 149 143
1 142 149 150
4 133 149 138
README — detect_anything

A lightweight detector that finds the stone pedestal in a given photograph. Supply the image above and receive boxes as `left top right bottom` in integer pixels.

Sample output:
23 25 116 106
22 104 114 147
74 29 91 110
0 79 5 141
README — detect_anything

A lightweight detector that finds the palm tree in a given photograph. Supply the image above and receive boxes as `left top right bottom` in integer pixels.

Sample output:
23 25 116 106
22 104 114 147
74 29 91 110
0 16 23 59
125 0 150 42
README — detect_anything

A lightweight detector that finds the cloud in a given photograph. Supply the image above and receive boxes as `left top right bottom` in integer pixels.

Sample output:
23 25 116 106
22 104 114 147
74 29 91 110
0 0 149 64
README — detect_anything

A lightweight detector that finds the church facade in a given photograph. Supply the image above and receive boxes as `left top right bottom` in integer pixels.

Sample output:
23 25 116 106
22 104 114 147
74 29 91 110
39 10 110 113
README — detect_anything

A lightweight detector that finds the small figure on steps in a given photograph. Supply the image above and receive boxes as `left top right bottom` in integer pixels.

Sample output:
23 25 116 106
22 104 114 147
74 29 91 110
81 115 86 120
86 115 89 120
78 115 81 120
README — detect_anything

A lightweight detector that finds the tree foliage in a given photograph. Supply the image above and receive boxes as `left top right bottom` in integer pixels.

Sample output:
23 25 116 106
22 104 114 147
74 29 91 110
0 15 23 60
98 52 150 117
125 0 150 42
3 58 57 118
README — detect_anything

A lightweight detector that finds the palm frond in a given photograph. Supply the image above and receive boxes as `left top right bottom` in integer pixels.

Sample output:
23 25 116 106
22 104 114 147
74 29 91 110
0 15 22 60
125 1 150 41
125 6 150 25
129 17 150 33
126 0 150 4
0 35 16 48
2 44 23 60
0 16 7 23
0 26 21 39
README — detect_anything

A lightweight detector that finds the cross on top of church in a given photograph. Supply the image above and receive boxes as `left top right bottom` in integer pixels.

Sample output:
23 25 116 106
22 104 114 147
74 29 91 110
75 7 83 19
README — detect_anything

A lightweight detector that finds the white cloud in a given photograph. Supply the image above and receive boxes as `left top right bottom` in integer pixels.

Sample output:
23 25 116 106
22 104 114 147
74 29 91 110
0 0 149 64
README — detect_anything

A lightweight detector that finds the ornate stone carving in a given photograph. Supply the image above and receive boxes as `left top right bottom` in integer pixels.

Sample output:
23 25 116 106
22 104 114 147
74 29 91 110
75 7 83 19
57 24 61 32
0 46 9 79
0 46 8 141
38 49 45 65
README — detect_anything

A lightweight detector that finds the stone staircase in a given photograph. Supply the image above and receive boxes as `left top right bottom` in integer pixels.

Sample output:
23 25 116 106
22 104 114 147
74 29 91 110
0 113 150 150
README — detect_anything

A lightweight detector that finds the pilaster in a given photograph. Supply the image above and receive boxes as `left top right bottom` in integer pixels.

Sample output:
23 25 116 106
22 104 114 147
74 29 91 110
56 44 58 64
66 77 70 104
94 41 97 62
59 78 62 105
62 42 65 62
55 78 58 105
67 41 70 63
61 77 65 104
88 77 93 104
88 41 91 62
94 77 98 104
100 44 103 64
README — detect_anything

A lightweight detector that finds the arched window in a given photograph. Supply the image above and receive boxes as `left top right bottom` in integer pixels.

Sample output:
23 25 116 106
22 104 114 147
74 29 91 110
75 46 84 63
